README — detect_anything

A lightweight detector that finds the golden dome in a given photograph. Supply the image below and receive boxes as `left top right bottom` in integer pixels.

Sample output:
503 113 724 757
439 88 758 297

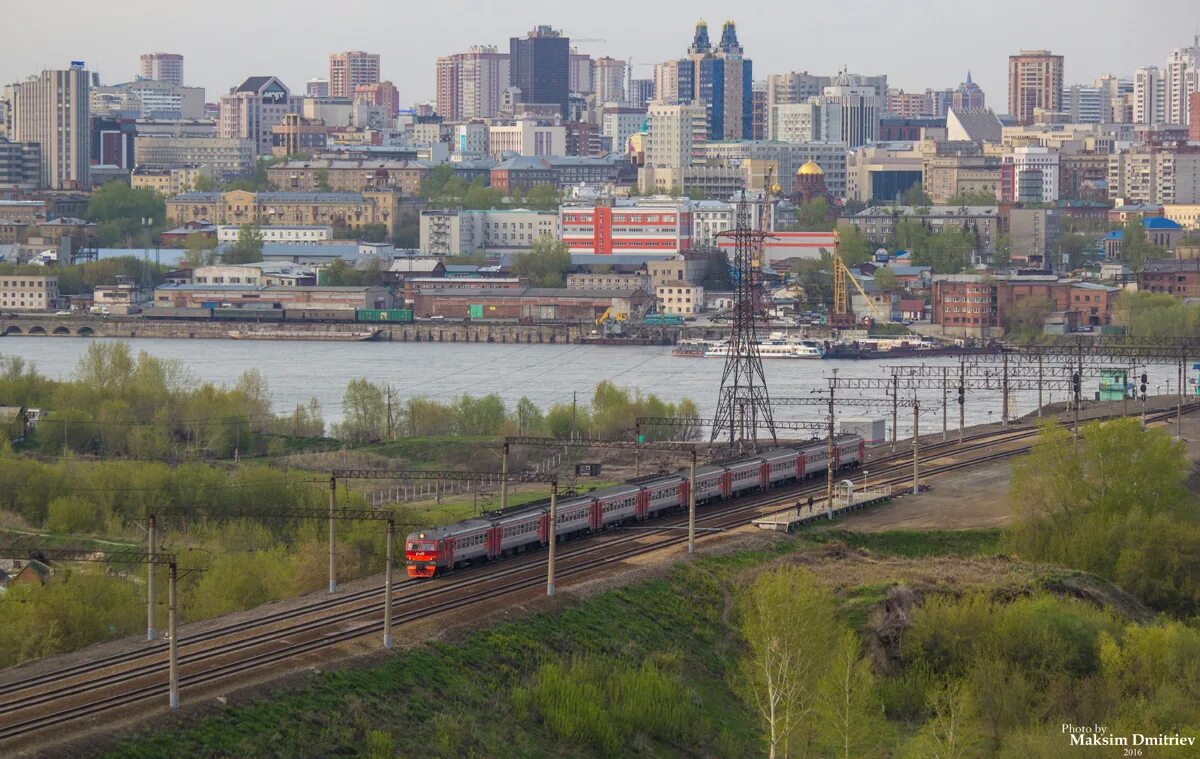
797 160 824 176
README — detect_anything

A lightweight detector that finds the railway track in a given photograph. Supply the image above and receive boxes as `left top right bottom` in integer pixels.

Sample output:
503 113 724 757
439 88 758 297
0 404 1192 745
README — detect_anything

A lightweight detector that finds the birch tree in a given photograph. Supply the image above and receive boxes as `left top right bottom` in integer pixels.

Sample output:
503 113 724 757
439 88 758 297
814 629 886 758
737 566 840 759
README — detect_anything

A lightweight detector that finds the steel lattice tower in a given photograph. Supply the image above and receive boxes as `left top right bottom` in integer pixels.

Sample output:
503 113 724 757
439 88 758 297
711 194 777 447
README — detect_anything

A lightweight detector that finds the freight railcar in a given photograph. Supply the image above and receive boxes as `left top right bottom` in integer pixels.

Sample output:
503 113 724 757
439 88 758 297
404 435 865 578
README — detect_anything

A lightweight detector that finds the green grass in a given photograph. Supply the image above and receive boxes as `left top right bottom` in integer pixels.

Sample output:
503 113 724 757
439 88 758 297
796 528 1004 558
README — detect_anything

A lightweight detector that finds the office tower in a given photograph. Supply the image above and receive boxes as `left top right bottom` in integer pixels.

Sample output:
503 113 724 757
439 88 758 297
11 65 91 189
628 79 655 108
669 20 753 140
219 76 293 155
1163 38 1200 125
1134 66 1165 125
139 53 184 86
952 71 986 111
509 26 570 118
329 51 380 98
1008 49 1064 125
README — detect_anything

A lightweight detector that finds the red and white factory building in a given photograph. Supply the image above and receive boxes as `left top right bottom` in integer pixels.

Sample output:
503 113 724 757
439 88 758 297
560 199 693 256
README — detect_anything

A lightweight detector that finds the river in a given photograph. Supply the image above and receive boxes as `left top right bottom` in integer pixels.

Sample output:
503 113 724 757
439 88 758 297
0 337 1183 436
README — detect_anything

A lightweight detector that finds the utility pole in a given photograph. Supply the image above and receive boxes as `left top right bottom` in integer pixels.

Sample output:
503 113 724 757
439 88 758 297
688 449 697 555
1037 353 1044 417
546 481 558 597
826 387 835 518
890 374 898 451
912 400 920 495
383 519 394 649
958 360 965 444
500 442 509 511
147 513 157 641
1001 351 1010 425
634 421 641 478
168 561 179 709
1178 350 1186 441
328 476 337 593
941 366 948 441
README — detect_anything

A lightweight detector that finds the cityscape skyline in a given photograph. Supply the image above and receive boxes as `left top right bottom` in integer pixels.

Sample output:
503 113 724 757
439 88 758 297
3 0 1196 112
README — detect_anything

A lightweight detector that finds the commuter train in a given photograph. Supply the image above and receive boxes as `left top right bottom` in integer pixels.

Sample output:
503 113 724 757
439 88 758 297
404 434 865 578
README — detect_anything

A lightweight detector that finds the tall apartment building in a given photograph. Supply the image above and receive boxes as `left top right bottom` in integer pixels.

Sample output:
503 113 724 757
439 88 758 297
767 71 887 111
1000 146 1060 202
0 137 41 190
629 79 655 108
665 20 753 141
1134 66 1165 124
1163 39 1200 126
510 26 570 118
569 52 593 94
593 57 626 105
1008 50 1064 125
645 102 707 169
1108 148 1200 205
953 72 986 111
435 46 510 121
139 53 184 86
218 76 293 156
11 66 91 189
328 51 380 98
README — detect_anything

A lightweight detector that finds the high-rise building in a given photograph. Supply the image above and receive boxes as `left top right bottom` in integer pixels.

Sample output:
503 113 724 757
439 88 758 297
219 76 294 156
666 20 753 140
645 102 707 169
1163 38 1200 126
353 81 399 117
750 81 767 140
952 72 986 111
1008 50 1064 125
629 79 655 109
0 136 41 190
140 53 184 86
1134 66 1165 124
328 51 380 98
815 81 882 149
569 52 593 94
593 57 626 105
436 46 510 121
11 65 91 189
510 26 570 119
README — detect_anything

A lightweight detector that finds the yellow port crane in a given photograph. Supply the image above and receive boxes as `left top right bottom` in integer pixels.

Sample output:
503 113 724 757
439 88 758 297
830 231 891 327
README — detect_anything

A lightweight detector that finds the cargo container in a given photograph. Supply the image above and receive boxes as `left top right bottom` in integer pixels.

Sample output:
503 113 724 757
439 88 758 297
468 305 484 319
286 308 356 322
839 416 886 446
356 309 414 323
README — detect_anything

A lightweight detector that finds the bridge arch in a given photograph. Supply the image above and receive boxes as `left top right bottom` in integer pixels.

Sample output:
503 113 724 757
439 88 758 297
52 326 70 335
27 325 46 335
77 326 95 336
3 325 22 336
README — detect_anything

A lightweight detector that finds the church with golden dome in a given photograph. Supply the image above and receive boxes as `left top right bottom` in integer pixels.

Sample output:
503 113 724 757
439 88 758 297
792 159 833 205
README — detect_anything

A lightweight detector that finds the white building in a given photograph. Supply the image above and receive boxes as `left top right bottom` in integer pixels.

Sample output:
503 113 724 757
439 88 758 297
656 283 704 315
769 102 819 142
644 102 707 169
1109 148 1200 205
814 85 882 149
217 225 333 244
452 122 489 155
1134 66 1165 125
1163 42 1200 125
1061 85 1107 124
420 208 560 255
1003 146 1060 202
487 121 566 159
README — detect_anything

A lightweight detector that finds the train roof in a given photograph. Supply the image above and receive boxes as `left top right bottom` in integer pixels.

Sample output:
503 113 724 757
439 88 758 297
587 482 643 500
407 518 492 541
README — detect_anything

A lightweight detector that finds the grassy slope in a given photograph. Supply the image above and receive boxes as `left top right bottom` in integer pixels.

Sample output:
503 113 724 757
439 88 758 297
102 531 1007 759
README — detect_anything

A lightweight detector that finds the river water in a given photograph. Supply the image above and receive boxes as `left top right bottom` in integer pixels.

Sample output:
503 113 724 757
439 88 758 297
0 337 1183 436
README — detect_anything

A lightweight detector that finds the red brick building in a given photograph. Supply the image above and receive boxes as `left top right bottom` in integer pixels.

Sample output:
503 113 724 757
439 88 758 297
1191 93 1200 142
932 274 1117 338
1138 259 1200 297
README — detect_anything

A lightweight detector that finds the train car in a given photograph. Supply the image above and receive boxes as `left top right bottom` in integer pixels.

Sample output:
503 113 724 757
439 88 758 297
495 509 545 555
551 495 597 539
727 458 763 496
694 464 728 502
212 307 285 322
593 483 641 528
762 448 801 486
142 306 214 320
641 474 687 518
798 439 829 477
834 434 866 469
286 308 356 322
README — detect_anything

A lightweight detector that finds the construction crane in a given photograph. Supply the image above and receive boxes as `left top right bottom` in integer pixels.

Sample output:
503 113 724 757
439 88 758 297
830 231 892 327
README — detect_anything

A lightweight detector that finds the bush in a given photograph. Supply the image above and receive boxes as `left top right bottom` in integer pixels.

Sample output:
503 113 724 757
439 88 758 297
44 495 96 534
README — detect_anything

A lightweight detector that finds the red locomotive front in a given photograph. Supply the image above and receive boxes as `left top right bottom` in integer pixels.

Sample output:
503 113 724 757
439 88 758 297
405 535 440 578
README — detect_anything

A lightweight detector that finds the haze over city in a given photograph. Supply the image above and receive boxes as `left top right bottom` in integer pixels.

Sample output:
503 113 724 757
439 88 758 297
3 0 1195 103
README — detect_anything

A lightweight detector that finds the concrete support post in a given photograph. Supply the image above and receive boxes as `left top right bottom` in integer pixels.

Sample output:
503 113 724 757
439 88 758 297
546 481 558 597
912 402 920 495
826 388 835 520
384 519 394 649
500 443 509 512
147 513 157 641
1038 353 1044 417
890 375 898 452
168 562 179 710
634 422 641 478
1002 352 1010 425
688 450 697 555
942 366 947 441
958 360 965 444
328 477 337 594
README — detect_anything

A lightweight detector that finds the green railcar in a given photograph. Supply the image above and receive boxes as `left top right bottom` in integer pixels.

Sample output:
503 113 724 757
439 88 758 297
356 309 414 323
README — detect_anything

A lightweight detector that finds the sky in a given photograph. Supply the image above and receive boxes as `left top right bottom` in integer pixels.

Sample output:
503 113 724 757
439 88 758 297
4 0 1198 111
